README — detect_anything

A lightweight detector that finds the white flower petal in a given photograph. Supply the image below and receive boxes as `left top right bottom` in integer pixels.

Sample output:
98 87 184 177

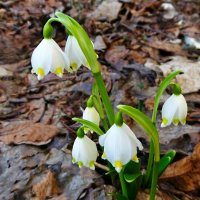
50 39 69 75
83 107 100 127
31 38 69 79
65 36 83 71
72 135 98 168
122 123 143 151
161 94 179 127
99 125 114 146
31 39 52 78
99 133 107 146
161 94 188 127
177 94 187 123
100 123 142 172
65 36 90 71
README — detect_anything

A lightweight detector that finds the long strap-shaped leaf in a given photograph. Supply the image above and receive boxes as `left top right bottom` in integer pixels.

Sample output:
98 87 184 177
55 12 99 74
54 12 115 125
117 105 160 162
72 118 104 136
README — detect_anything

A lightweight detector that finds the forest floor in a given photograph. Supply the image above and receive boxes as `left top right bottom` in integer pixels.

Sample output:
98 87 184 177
0 0 200 199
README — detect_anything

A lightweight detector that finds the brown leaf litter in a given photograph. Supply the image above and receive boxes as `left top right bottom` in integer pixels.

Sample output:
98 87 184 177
160 143 200 192
32 170 61 200
0 121 59 145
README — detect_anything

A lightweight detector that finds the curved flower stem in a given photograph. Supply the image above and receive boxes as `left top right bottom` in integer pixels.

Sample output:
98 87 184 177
146 72 182 198
119 171 128 199
93 72 115 126
149 161 159 200
144 140 154 186
43 15 115 125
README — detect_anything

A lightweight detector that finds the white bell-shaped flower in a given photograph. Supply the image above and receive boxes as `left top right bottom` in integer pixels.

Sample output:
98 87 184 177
99 123 143 173
161 94 187 127
31 38 69 80
83 106 100 133
72 135 98 169
65 35 89 72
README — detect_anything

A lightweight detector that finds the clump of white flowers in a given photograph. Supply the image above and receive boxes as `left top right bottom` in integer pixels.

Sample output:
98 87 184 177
161 85 187 127
30 13 190 200
99 112 143 173
31 36 91 80
72 127 98 170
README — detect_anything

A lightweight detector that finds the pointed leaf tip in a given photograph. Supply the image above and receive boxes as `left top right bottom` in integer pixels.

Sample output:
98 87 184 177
72 117 104 136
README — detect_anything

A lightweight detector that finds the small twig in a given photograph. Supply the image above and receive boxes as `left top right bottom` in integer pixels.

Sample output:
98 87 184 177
95 162 109 172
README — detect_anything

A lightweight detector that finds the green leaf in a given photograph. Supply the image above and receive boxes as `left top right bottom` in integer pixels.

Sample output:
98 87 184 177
123 161 142 199
163 149 176 160
158 156 171 177
55 12 99 73
124 172 142 183
92 83 109 131
158 150 176 177
92 96 104 118
152 70 182 123
72 117 104 136
92 84 105 119
124 160 141 174
117 105 160 162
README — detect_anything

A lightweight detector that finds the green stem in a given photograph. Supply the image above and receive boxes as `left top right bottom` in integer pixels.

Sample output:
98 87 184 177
145 90 161 186
102 117 109 131
149 161 159 200
144 140 154 185
93 72 115 126
119 171 128 199
43 18 62 38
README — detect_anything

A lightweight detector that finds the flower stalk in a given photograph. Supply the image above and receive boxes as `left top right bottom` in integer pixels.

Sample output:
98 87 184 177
119 170 128 199
42 13 115 126
93 72 115 125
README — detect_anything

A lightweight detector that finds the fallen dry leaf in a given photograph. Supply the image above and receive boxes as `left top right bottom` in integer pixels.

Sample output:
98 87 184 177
158 56 200 94
27 99 45 123
144 97 154 111
181 24 200 38
105 45 129 70
94 35 107 50
130 1 161 17
160 143 200 191
0 59 29 72
128 50 146 64
89 1 122 21
32 170 61 200
146 39 186 56
136 189 172 200
187 110 200 123
0 121 59 145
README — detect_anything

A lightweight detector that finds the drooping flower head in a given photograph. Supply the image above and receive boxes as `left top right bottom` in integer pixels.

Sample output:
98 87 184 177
82 96 100 133
72 128 98 170
161 93 187 127
99 121 143 173
65 35 90 72
31 38 69 80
